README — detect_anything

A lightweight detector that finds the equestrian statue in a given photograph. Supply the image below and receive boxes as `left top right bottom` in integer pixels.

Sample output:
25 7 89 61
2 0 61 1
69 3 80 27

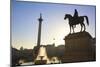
64 9 89 33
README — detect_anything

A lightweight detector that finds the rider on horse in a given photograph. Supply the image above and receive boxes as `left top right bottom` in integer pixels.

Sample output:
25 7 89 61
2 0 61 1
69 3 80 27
64 9 89 33
73 9 79 28
74 9 78 18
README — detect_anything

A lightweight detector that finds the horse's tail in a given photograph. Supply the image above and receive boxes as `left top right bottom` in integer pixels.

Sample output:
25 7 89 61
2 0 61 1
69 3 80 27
83 16 89 25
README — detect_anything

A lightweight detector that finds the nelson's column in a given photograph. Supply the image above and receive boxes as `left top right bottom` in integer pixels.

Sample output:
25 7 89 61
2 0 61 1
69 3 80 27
34 13 43 58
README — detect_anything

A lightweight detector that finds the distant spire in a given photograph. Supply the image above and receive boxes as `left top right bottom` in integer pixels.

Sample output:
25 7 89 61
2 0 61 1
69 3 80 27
40 13 42 18
38 13 43 21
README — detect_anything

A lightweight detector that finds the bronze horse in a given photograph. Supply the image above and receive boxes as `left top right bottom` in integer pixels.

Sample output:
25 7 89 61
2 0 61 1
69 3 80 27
64 14 89 33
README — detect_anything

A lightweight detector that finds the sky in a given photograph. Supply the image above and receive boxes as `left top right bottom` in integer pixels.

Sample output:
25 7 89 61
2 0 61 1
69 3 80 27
11 0 96 49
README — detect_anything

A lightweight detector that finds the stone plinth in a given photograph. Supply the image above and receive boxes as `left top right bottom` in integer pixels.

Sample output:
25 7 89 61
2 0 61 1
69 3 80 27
62 31 96 63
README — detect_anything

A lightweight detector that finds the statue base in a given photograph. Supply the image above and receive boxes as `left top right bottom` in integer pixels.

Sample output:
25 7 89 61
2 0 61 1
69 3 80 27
62 31 96 63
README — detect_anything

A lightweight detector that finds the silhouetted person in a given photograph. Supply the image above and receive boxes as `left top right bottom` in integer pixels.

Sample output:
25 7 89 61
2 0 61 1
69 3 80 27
73 9 78 18
72 9 79 29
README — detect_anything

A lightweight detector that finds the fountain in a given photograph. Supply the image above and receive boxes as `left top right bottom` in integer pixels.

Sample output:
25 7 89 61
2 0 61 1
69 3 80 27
34 46 50 65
